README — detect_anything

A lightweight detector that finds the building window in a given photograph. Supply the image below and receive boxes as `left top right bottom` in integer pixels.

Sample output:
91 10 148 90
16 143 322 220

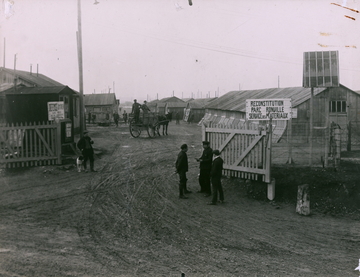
329 100 346 113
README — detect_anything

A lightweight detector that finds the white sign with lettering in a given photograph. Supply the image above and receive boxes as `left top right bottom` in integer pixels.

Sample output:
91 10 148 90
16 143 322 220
246 99 292 121
48 101 65 121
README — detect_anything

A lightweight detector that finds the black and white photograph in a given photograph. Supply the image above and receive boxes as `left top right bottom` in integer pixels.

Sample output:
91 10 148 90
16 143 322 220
0 0 360 276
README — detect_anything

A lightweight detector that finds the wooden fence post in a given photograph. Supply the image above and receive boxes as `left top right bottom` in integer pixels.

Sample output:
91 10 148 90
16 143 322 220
264 121 272 183
267 178 275 201
334 127 341 168
201 122 206 141
56 122 62 164
347 121 351 152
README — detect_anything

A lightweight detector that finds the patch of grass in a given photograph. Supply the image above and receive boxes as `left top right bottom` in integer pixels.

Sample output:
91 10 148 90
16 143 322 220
245 161 360 218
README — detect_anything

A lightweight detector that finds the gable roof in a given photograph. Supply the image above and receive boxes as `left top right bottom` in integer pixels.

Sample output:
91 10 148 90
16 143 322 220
205 87 329 111
187 97 217 109
3 85 78 95
165 102 187 108
157 96 185 103
0 67 64 87
182 98 194 102
84 93 117 106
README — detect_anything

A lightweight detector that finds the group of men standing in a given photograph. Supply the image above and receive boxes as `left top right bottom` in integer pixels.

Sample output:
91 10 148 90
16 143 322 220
175 141 224 205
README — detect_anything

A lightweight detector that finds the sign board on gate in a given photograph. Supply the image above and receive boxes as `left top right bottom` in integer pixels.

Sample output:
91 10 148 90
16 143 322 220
48 101 65 121
246 99 292 120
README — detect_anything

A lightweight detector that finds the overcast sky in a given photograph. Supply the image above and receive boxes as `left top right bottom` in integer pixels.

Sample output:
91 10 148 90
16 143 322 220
1 0 359 103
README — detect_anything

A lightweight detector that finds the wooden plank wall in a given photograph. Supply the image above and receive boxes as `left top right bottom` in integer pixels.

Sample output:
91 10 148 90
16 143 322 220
0 121 61 168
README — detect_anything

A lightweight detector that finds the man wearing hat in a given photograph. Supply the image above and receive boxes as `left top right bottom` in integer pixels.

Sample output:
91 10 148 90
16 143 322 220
208 150 224 205
196 141 213 196
141 100 151 113
77 131 96 172
175 144 191 199
132 99 141 123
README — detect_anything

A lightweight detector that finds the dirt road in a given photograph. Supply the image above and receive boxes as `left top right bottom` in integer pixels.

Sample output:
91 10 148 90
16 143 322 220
0 122 359 276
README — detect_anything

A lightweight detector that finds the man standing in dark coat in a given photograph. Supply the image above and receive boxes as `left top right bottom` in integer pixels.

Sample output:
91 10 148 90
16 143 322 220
113 113 119 127
77 131 96 172
141 100 151 112
208 150 224 205
123 111 128 124
132 99 141 123
175 144 191 199
196 141 213 196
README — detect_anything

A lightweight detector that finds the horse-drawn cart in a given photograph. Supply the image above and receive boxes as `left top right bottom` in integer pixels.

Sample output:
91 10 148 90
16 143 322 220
129 112 169 138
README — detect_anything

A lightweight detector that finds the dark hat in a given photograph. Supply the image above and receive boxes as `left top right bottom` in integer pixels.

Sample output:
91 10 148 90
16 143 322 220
83 130 89 134
213 150 220 156
181 144 188 150
202 141 210 145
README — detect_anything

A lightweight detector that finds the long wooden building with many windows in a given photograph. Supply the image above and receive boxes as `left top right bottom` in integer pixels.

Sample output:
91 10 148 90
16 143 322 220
203 85 360 150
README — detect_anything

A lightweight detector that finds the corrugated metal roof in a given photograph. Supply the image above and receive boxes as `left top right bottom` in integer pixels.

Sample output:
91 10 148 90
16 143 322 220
84 93 117 106
157 96 185 103
3 85 76 95
187 97 217 109
182 98 194 102
1 67 64 87
166 102 187 108
205 87 327 111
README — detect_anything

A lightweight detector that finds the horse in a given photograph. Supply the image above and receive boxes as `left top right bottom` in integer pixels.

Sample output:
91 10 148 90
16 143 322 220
156 114 170 136
166 112 173 122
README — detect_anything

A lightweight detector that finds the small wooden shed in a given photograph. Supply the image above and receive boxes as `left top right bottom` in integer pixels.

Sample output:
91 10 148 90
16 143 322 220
148 96 186 118
83 93 118 125
0 67 66 125
2 85 80 133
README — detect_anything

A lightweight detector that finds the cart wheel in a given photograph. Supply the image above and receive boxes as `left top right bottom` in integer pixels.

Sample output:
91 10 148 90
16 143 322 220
147 125 156 137
129 121 141 138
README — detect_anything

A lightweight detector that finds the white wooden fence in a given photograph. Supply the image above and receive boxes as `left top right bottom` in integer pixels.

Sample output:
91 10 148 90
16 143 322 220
0 121 61 168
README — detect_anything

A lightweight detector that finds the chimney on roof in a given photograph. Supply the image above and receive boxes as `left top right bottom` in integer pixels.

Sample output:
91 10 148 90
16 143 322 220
37 64 39 76
30 64 32 75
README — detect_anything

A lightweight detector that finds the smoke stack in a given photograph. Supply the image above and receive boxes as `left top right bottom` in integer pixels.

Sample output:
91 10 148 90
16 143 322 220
37 64 39 76
30 64 32 75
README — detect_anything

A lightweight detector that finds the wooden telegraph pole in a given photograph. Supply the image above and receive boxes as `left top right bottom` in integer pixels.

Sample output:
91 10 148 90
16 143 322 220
309 87 313 166
77 0 85 138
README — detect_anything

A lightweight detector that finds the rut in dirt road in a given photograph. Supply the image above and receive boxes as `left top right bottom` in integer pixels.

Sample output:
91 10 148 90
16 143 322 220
74 124 360 276
1 124 359 277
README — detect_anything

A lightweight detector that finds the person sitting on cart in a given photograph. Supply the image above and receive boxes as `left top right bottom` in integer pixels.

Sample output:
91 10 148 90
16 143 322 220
141 100 151 113
132 99 142 123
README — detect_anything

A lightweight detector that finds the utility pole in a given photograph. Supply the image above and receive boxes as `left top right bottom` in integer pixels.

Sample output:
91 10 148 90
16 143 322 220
278 76 280 88
77 0 85 137
13 54 16 90
309 87 314 166
3 38 5 67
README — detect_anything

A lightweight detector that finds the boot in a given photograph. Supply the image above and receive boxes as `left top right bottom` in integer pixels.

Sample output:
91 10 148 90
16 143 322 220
90 160 96 172
184 180 192 193
179 184 188 199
